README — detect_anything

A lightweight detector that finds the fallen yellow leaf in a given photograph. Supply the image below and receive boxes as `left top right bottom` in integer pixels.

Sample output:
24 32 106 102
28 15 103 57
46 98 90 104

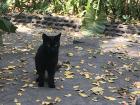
75 65 80 69
67 53 74 57
90 86 104 95
104 96 116 101
36 99 40 102
42 101 51 105
125 77 130 82
80 72 92 79
78 92 88 97
19 88 25 92
73 85 80 91
87 49 93 54
64 71 74 79
54 97 61 102
63 63 71 70
8 65 16 70
28 84 34 87
131 90 140 95
80 60 84 64
22 84 28 88
102 41 108 43
65 94 72 97
17 92 22 96
75 46 83 50
16 103 21 105
46 96 52 100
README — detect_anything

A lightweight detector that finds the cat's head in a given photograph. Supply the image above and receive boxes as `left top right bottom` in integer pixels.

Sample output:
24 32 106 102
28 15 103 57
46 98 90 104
42 33 61 52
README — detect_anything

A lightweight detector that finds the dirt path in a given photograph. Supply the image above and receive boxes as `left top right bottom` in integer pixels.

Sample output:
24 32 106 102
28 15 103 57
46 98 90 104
0 20 140 105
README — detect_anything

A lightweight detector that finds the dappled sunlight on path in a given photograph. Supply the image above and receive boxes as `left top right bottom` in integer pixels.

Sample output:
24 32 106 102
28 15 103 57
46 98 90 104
101 35 140 58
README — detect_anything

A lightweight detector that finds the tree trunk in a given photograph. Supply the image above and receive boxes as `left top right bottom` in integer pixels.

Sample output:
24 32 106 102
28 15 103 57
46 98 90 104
0 31 3 46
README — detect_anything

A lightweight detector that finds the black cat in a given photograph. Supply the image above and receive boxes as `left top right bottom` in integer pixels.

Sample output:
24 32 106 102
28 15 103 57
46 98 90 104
35 33 61 88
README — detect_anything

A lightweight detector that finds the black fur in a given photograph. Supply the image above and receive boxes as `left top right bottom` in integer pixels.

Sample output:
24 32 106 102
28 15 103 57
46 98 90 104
35 33 61 88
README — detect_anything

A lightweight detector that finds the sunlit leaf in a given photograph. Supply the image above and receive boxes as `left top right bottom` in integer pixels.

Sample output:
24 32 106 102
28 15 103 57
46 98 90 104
74 46 83 51
28 84 34 87
47 96 52 100
104 96 116 101
65 94 72 97
6 65 16 70
90 86 104 95
64 71 74 79
63 63 71 70
22 84 28 88
54 97 61 103
36 99 41 102
73 85 80 91
131 90 140 95
78 92 88 97
42 101 51 105
17 92 22 96
80 60 84 64
67 52 74 57
80 71 92 79
125 77 130 82
75 65 80 69
16 103 21 105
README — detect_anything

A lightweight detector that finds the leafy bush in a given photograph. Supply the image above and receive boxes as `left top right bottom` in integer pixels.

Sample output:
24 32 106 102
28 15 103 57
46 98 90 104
82 0 107 36
0 18 17 33
82 0 140 35
1 0 139 36
0 1 17 33
0 1 9 14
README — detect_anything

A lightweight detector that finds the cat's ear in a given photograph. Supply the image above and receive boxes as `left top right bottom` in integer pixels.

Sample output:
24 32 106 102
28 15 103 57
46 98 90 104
42 33 49 41
56 33 61 39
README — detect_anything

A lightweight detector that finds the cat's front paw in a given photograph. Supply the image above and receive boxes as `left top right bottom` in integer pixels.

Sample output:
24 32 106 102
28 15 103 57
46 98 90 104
36 77 39 82
38 82 44 87
48 83 55 88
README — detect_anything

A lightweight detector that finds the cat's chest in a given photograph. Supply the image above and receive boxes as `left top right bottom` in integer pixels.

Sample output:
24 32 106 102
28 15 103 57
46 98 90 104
42 52 58 60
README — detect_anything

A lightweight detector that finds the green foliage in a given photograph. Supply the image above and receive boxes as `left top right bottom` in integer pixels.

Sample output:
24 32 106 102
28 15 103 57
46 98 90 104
26 0 49 13
0 2 17 33
1 0 139 36
82 0 108 35
82 12 107 35
4 0 139 21
82 0 140 36
0 18 17 33
0 1 9 14
47 0 63 13
3 0 139 20
47 0 87 14
105 0 140 22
